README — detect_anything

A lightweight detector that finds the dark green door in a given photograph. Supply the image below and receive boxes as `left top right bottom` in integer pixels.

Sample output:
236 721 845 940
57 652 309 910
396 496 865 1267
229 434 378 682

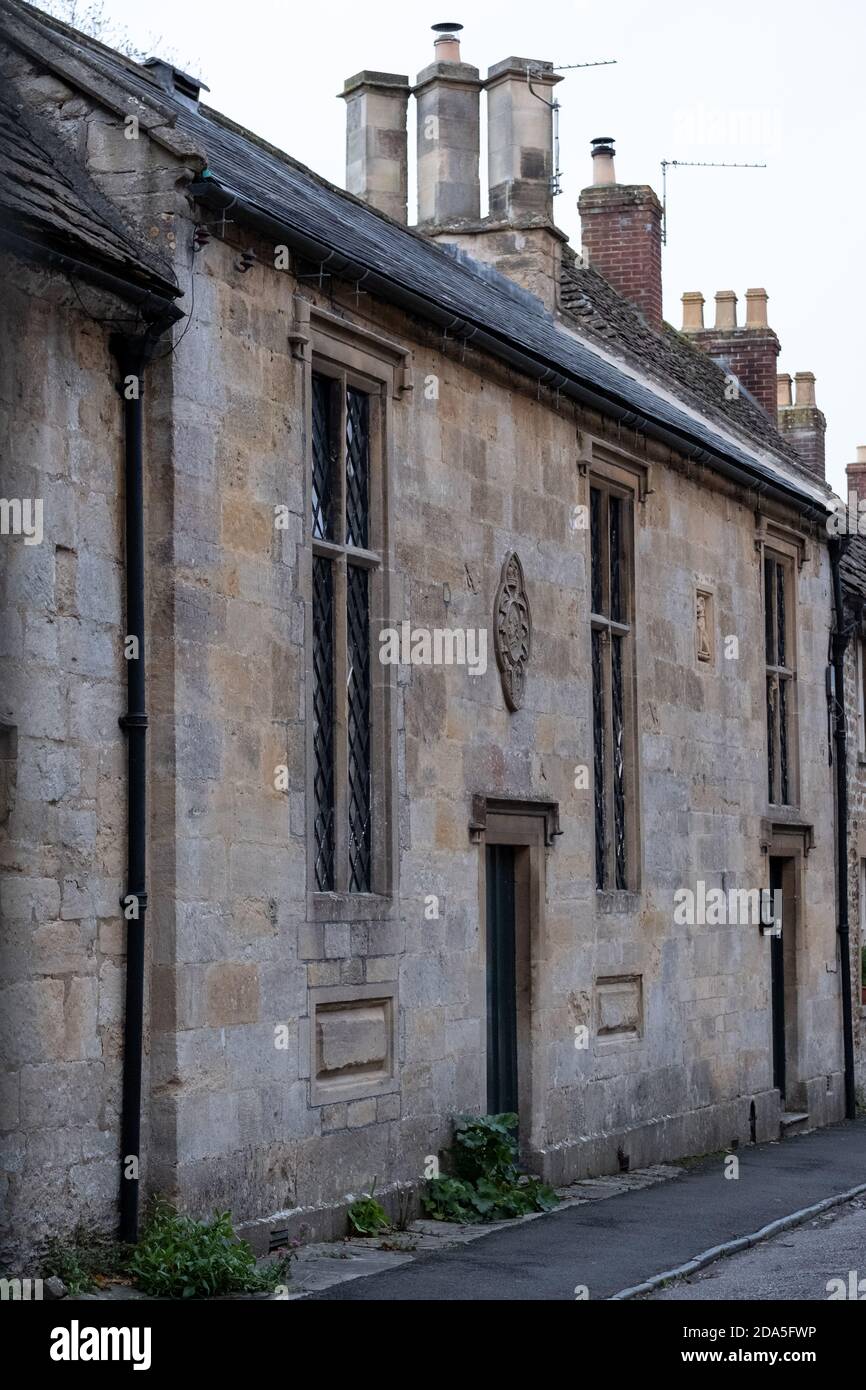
486 844 518 1115
769 857 786 1100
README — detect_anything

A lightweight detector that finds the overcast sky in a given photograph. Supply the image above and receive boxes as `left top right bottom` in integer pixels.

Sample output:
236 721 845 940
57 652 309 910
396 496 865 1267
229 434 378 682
48 0 865 495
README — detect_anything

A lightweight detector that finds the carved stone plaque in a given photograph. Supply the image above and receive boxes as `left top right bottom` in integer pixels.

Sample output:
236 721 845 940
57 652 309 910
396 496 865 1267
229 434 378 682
494 551 531 711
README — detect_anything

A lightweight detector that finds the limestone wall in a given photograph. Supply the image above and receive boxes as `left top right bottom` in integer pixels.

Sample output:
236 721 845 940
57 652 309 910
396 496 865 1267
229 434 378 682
0 262 129 1258
0 47 851 1257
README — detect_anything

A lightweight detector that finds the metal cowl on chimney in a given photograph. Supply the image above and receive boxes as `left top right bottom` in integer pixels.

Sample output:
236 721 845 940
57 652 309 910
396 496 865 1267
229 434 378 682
578 138 664 331
590 136 616 186
432 20 463 63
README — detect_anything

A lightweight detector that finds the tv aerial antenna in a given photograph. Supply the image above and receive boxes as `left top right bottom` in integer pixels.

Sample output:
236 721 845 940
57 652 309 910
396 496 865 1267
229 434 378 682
661 159 767 244
431 25 617 199
526 57 617 197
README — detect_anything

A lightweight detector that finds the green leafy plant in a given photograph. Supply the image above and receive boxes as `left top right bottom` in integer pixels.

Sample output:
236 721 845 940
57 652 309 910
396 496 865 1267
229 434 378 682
126 1199 293 1299
347 1179 390 1236
422 1175 477 1222
423 1114 559 1224
451 1113 522 1184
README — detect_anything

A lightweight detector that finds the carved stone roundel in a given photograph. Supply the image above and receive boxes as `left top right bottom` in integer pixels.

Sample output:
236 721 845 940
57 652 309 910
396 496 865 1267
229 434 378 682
494 551 531 711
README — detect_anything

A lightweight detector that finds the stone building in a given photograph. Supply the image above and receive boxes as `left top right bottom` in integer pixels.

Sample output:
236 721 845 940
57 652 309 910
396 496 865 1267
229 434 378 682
0 3 859 1262
839 458 866 1101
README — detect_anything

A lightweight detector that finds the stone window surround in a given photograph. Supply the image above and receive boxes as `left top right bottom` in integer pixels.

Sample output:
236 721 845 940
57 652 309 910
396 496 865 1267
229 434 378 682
587 454 642 897
301 303 403 922
760 537 801 811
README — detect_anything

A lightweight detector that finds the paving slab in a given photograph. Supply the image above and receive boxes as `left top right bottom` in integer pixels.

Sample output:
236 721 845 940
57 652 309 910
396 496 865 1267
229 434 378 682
304 1119 866 1301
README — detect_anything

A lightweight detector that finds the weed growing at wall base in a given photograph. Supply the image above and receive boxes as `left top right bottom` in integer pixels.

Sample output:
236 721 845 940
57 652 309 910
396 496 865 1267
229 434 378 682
423 1113 559 1222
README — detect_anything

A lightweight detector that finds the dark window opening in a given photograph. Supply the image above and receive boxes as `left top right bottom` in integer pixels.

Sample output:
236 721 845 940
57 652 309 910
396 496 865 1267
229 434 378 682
311 371 375 893
590 484 634 889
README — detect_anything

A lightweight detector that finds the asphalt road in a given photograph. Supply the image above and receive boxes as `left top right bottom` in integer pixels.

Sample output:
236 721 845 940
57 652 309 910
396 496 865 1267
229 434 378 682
645 1195 866 1300
308 1119 866 1301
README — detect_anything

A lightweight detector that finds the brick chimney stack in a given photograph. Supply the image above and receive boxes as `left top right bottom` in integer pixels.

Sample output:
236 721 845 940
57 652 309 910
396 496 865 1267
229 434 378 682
777 371 826 479
578 138 664 331
341 71 411 223
846 445 866 504
414 23 482 226
681 288 781 420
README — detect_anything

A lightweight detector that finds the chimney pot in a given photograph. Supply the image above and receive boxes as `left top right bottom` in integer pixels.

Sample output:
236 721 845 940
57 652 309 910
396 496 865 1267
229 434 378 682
714 290 738 330
794 371 816 407
432 22 463 62
745 287 769 329
578 139 663 329
777 373 793 408
681 291 705 331
779 371 825 477
590 136 616 186
846 449 866 500
690 289 780 418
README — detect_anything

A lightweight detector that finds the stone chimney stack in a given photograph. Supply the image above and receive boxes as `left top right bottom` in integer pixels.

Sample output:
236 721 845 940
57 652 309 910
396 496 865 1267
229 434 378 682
485 58 562 220
578 138 664 331
681 287 781 420
341 71 411 222
415 23 482 226
846 445 866 504
777 371 826 478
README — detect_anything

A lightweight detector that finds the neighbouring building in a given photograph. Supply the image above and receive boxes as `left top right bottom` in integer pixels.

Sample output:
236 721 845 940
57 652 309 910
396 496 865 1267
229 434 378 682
839 455 866 1103
0 3 859 1264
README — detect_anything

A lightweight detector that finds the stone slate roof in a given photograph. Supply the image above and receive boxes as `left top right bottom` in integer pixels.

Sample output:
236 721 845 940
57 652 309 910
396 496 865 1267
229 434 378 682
840 534 866 602
559 248 816 482
0 0 833 512
0 77 179 301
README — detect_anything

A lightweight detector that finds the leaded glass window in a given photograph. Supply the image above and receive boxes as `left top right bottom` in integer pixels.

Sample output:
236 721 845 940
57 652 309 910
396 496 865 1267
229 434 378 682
764 554 796 806
590 483 634 890
311 371 375 893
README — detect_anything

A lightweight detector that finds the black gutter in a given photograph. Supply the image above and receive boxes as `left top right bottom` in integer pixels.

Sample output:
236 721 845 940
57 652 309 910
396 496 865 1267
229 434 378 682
829 537 857 1120
111 317 177 1244
0 225 182 318
189 177 831 525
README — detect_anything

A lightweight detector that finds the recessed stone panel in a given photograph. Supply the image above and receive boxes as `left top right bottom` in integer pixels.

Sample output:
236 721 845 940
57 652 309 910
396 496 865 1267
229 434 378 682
310 983 396 1105
317 1002 387 1077
595 975 642 1042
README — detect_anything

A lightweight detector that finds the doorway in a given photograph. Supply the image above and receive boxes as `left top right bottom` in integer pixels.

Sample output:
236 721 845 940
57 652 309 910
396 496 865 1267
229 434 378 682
768 854 798 1104
485 844 519 1115
475 797 559 1157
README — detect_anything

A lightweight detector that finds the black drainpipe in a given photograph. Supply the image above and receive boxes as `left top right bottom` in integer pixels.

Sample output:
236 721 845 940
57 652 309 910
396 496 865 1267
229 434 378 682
110 313 179 1244
829 536 857 1120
